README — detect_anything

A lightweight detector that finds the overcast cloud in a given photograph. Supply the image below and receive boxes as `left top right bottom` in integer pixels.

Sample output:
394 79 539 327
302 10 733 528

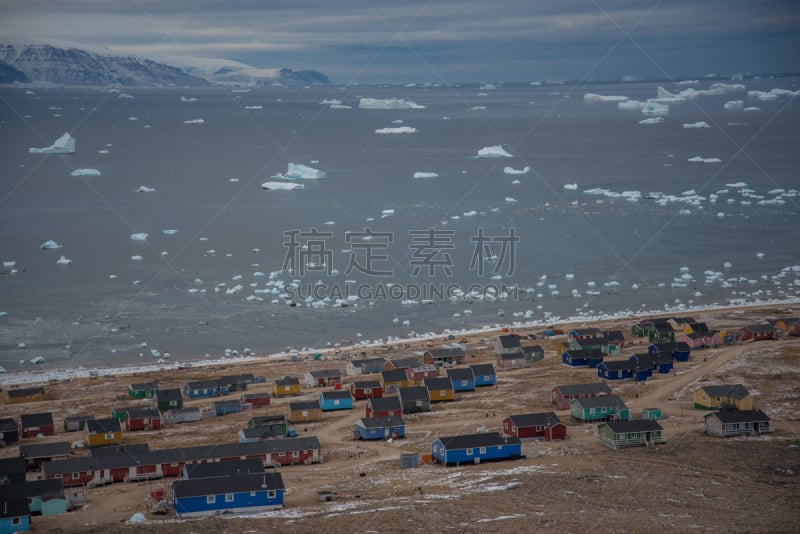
1 0 798 83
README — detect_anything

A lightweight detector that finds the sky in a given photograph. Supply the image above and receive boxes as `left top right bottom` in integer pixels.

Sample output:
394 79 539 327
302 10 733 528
1 0 799 84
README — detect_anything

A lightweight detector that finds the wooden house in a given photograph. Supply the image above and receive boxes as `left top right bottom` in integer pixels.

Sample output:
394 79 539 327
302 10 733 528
183 379 221 399
172 472 284 517
405 362 439 383
446 367 476 391
155 388 183 412
380 369 413 394
20 441 71 471
694 384 752 410
0 417 19 445
773 317 800 336
630 320 656 337
679 332 707 350
597 359 635 381
423 377 455 402
215 374 256 393
648 342 691 362
568 337 605 352
385 356 424 372
569 328 603 340
495 334 522 355
128 381 159 399
346 357 386 376
354 416 405 441
63 414 94 433
249 414 288 433
287 401 322 423
319 390 353 411
598 420 666 450
649 325 675 343
432 432 523 466
522 345 545 363
0 496 29 533
551 383 612 410
19 412 55 438
703 409 772 437
213 400 242 416
502 412 566 441
6 386 47 405
738 324 776 342
111 406 135 423
366 396 403 418
630 352 673 375
497 351 527 371
424 347 466 368
642 407 663 420
0 457 26 485
124 407 162 431
304 369 343 387
561 348 604 368
602 330 626 355
397 386 431 414
350 380 383 400
85 418 122 448
469 363 497 387
241 392 271 408
163 407 201 425
0 479 67 517
272 376 301 397
570 395 629 423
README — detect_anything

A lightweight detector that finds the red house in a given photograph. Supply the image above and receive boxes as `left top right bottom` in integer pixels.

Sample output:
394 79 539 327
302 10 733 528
551 383 611 410
125 407 162 431
350 380 383 400
366 396 402 418
502 412 567 441
738 324 775 342
19 412 55 438
241 392 271 408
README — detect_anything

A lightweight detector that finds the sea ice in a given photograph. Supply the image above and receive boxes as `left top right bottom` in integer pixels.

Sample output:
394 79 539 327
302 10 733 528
131 255 143 261
747 88 800 101
261 182 304 190
617 100 646 111
56 255 72 265
276 163 327 180
130 233 148 241
244 105 263 110
688 156 721 163
641 103 669 116
180 96 197 102
504 197 518 203
70 169 101 176
683 121 710 129
135 185 156 193
40 240 61 250
724 100 744 111
29 132 76 154
183 118 205 124
639 117 663 125
413 172 438 179
162 229 179 235
358 98 424 109
476 145 512 158
584 93 629 103
503 166 530 175
563 183 578 190
375 126 417 134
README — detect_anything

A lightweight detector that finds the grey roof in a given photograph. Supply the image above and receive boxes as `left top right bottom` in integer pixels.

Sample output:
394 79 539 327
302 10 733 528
704 409 770 424
217 373 256 385
388 357 423 369
20 441 71 459
90 444 150 456
499 351 525 360
507 412 562 428
185 379 220 390
0 496 28 519
563 349 604 359
381 369 409 382
19 412 54 427
309 368 343 378
349 357 386 369
554 383 612 396
600 360 635 371
164 407 200 416
603 419 663 433
352 380 381 389
173 472 284 499
700 384 750 400
437 431 520 450
356 416 405 429
425 347 466 359
64 414 95 423
0 417 17 433
7 386 45 397
289 401 319 411
239 427 281 440
156 388 182 401
423 377 453 390
368 396 402 411
742 324 775 334
129 381 159 391
604 330 626 342
242 392 271 400
320 390 352 400
497 335 522 349
522 345 544 354
571 328 602 336
249 415 286 425
275 376 300 386
469 363 496 376
398 386 430 402
184 458 264 479
212 399 242 407
0 457 25 475
572 395 627 409
446 368 474 381
126 407 161 419
0 479 64 502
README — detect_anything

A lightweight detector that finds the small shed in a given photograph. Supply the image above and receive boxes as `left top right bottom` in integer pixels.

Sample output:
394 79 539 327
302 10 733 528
423 376 455 402
350 380 383 400
642 407 662 420
212 399 242 416
469 363 497 387
19 412 55 438
63 414 95 433
241 392 271 408
155 388 184 412
354 416 405 440
446 367 476 391
319 390 354 411
397 386 431 414
288 401 322 423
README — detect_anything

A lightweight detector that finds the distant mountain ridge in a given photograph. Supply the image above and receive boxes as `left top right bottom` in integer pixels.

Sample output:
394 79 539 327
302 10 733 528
0 44 329 87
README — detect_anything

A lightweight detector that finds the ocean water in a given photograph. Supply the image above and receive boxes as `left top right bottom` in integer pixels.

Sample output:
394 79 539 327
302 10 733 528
1 79 799 373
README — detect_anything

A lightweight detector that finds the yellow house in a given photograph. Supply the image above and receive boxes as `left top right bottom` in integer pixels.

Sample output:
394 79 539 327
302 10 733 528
85 418 123 447
694 384 753 410
423 377 455 402
380 369 413 395
287 401 322 424
7 386 48 404
272 376 301 397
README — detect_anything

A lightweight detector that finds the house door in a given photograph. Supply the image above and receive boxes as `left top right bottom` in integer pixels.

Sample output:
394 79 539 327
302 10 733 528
312 449 319 461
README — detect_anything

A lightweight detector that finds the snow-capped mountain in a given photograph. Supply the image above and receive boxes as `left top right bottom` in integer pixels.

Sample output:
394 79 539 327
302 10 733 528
0 44 329 87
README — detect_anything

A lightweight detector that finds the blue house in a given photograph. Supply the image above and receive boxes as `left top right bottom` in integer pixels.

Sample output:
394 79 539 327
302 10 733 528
183 380 221 399
630 352 672 376
446 367 476 392
562 349 604 368
319 390 353 411
648 342 691 362
172 472 284 517
0 496 29 533
212 399 242 416
432 432 522 466
597 360 635 381
469 363 496 387
354 416 405 440
628 354 655 381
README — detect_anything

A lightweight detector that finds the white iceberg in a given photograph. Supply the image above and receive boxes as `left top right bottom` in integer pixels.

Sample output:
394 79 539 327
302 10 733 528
584 93 629 103
375 126 417 134
413 172 438 179
476 145 512 158
40 240 62 250
503 166 530 175
131 255 143 261
130 233 149 241
244 105 263 110
639 117 664 125
358 98 424 109
747 88 800 101
180 96 197 102
688 156 721 163
275 163 327 180
29 132 76 154
261 181 304 190
183 118 205 124
56 255 72 265
641 103 669 116
135 185 156 193
724 100 744 111
563 183 578 190
70 168 101 176
618 100 646 111
683 121 710 129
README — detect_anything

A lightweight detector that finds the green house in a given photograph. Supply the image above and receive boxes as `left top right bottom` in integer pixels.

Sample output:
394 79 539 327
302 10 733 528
642 407 662 420
522 345 545 363
111 406 132 422
570 395 629 422
648 326 675 344
248 415 288 437
128 381 159 399
598 420 666 450
155 388 183 412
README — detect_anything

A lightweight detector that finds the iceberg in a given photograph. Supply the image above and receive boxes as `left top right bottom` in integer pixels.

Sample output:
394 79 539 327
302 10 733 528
135 185 156 193
584 93 629 103
641 103 669 116
70 168 101 176
162 229 179 235
40 240 62 250
375 126 417 134
617 100 646 111
183 118 205 124
503 166 530 175
639 117 664 125
724 100 744 111
261 181 304 190
747 88 800 101
563 183 578 190
56 255 72 265
244 105 263 110
274 163 327 180
29 132 76 154
683 121 710 129
413 172 438 179
358 98 425 109
180 96 197 102
688 156 721 163
131 255 143 261
476 145 512 158
130 233 149 241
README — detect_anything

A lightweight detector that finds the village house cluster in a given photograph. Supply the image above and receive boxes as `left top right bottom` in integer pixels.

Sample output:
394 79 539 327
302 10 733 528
0 315 795 529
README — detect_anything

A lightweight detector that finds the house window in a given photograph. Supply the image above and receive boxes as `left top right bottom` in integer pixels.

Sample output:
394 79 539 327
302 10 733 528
225 493 234 502
206 495 215 504
105 432 115 439
466 448 473 456
334 399 340 405
170 400 177 406
72 472 79 479
250 491 256 497
143 418 150 425
364 388 371 394
293 451 299 458
12 518 20 526
440 391 446 397
479 447 486 454
268 490 276 498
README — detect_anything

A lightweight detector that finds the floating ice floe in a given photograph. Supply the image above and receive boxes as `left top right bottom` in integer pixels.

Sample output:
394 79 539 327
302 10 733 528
563 183 578 190
476 145 512 158
29 132 76 154
358 98 424 109
375 126 417 134
381 209 395 218
40 240 62 250
688 156 721 163
504 197 518 203
98 149 109 154
183 118 204 124
261 182 304 190
617 100 646 111
118 93 134 99
743 107 761 112
56 255 72 265
70 168 101 176
584 93 629 103
131 255 143 261
130 233 148 241
639 117 664 125
180 96 197 102
641 103 669 116
413 172 438 179
274 163 326 180
244 105 263 110
30 356 44 364
683 121 710 129
747 88 800 101
503 166 530 175
135 185 155 193
162 229 179 235
724 100 744 111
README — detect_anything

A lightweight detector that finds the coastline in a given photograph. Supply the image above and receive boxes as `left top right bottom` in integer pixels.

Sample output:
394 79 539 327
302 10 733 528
2 296 798 387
